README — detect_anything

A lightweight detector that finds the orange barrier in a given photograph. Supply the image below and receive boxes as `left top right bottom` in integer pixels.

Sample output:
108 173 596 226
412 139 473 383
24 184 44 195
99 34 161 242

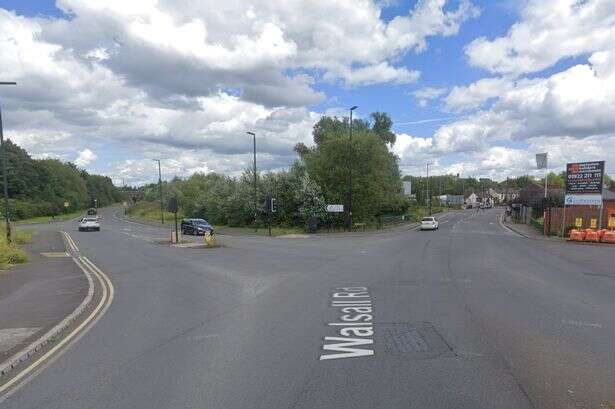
568 229 586 241
602 230 615 244
597 229 607 241
584 229 600 243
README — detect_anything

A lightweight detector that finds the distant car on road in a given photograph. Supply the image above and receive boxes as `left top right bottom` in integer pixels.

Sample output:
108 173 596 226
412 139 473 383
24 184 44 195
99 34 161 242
181 219 214 236
78 217 100 231
420 217 439 230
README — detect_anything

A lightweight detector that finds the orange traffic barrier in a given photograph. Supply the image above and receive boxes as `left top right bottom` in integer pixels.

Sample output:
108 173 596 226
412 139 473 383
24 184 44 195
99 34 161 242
584 229 600 243
602 230 615 243
597 229 607 241
568 229 586 241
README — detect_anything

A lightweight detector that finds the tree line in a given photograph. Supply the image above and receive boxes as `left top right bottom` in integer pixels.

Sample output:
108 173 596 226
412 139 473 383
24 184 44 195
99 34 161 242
0 140 122 220
138 112 409 228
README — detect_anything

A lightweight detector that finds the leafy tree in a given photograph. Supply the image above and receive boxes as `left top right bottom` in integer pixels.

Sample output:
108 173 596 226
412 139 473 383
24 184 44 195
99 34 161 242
298 115 405 222
370 112 396 145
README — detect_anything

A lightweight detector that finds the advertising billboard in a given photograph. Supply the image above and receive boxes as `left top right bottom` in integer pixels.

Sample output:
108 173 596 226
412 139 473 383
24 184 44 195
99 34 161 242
565 161 604 194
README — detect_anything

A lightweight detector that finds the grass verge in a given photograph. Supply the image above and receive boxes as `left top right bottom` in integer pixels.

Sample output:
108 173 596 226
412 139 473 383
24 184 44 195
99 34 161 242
0 227 32 270
15 210 83 225
127 201 181 225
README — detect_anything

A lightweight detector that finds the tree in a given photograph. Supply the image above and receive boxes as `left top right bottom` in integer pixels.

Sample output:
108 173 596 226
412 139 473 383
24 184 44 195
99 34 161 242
298 114 405 222
370 112 396 146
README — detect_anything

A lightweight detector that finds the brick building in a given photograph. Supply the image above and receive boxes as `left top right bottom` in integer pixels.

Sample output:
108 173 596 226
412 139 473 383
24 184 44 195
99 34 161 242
545 188 615 234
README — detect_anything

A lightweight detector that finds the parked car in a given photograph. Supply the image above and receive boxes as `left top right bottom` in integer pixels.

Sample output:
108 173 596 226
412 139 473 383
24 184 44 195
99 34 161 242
79 217 100 231
420 216 439 230
181 219 214 236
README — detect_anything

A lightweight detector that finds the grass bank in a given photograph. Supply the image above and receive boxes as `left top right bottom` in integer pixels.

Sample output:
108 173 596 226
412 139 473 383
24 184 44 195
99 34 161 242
127 201 181 226
15 210 84 225
0 227 32 270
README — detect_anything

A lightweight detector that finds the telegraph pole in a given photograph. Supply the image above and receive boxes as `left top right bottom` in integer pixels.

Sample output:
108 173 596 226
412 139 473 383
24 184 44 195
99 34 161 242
0 81 17 244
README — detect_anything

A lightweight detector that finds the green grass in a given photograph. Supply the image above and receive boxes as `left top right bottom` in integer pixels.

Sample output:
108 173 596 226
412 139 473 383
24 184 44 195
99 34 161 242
0 226 31 270
126 201 182 225
214 225 303 237
15 210 84 225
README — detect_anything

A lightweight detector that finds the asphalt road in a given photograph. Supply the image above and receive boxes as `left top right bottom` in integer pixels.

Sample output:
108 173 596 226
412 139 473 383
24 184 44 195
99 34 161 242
3 207 614 408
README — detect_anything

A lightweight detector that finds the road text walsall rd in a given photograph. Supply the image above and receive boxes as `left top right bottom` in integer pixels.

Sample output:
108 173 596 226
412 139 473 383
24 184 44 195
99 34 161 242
320 287 374 360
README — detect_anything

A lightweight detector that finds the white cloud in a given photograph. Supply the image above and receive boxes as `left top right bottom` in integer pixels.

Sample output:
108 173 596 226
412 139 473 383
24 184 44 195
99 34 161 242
327 62 420 87
0 1 479 182
465 0 615 76
445 77 511 111
412 87 447 107
75 148 97 167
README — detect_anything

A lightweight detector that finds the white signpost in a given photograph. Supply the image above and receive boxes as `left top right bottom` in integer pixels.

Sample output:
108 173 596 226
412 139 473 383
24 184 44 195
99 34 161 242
326 204 344 213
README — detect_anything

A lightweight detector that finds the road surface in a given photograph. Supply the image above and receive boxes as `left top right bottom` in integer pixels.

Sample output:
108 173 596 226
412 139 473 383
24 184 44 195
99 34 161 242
3 208 614 408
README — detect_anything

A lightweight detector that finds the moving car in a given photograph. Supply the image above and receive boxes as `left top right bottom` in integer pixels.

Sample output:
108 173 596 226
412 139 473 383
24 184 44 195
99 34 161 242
181 219 214 236
420 216 439 230
78 217 100 231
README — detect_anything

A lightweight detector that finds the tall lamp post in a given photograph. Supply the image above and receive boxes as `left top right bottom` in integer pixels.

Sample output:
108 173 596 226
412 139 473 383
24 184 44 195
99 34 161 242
1 81 17 244
246 131 257 232
348 105 358 231
426 162 432 215
153 159 164 224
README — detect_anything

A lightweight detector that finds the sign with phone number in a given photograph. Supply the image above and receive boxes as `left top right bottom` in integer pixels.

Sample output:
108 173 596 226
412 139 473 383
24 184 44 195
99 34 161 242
565 161 604 194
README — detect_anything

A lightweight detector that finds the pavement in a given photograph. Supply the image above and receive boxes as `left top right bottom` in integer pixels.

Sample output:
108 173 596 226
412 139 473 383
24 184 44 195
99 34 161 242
1 207 614 408
0 231 88 364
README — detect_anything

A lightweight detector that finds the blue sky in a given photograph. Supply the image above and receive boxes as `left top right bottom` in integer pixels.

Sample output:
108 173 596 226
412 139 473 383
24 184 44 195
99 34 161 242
0 0 613 184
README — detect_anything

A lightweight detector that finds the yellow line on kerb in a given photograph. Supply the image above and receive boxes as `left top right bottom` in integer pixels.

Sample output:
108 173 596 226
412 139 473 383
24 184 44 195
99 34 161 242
0 235 114 397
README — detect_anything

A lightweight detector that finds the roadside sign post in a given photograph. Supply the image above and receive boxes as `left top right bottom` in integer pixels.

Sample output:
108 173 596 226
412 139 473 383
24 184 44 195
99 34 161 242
265 194 276 237
168 196 179 243
562 161 605 236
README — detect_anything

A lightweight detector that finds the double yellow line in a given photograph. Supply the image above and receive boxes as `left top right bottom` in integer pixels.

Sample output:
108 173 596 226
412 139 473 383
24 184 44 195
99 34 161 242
0 232 114 399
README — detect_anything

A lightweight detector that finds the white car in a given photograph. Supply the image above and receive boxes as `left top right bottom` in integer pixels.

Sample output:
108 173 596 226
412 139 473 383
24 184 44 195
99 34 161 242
78 217 100 232
420 216 439 230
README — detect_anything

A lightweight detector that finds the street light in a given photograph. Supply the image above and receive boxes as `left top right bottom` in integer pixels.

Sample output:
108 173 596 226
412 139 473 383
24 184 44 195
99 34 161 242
348 105 358 231
426 162 432 215
246 131 257 232
152 159 164 224
0 81 17 244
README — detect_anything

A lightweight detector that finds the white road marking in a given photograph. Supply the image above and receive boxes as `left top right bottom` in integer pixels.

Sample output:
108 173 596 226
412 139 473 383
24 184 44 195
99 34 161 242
561 319 603 328
320 287 375 360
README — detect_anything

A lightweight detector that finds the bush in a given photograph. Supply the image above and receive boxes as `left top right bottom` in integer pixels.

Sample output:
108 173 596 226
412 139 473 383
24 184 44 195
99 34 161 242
0 228 29 269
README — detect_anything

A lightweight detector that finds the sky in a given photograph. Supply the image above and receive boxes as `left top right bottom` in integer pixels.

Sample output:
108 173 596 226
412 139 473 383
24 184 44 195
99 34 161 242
0 0 613 185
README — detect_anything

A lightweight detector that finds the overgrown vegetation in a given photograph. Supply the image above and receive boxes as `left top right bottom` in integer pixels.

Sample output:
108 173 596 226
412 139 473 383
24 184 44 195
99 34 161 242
0 227 31 270
0 140 122 220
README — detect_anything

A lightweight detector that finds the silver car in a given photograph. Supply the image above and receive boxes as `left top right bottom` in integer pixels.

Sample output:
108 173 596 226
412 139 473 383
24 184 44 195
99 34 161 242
420 217 439 230
78 217 100 231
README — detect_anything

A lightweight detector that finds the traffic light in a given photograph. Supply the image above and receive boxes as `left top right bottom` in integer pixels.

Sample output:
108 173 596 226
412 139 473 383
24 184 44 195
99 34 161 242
271 197 277 213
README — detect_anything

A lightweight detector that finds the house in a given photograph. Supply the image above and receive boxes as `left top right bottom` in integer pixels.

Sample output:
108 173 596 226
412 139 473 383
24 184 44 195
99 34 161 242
465 192 478 206
519 182 563 208
487 188 505 204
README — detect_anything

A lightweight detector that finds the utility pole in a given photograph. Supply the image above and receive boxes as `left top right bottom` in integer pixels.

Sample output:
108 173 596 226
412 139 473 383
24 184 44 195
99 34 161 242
348 105 358 231
0 81 17 245
153 159 164 224
426 162 432 215
246 132 257 232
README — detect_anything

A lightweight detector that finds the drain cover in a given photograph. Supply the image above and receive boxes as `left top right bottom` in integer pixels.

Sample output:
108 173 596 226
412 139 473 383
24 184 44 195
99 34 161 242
378 322 453 360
